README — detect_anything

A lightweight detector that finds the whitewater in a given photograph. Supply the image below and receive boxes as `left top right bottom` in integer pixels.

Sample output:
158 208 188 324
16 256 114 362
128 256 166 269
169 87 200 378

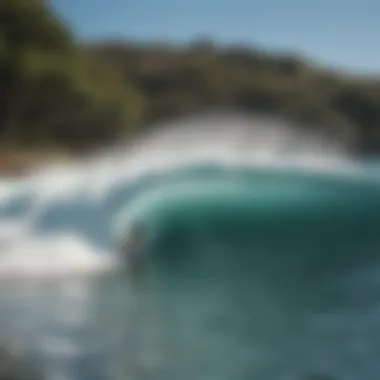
0 113 363 278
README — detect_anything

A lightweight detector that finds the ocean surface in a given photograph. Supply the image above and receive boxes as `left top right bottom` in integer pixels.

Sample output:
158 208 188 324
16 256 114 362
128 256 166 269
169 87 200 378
0 114 380 380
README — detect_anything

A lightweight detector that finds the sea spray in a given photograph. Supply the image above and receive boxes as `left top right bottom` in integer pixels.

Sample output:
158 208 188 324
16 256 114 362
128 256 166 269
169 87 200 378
0 113 357 279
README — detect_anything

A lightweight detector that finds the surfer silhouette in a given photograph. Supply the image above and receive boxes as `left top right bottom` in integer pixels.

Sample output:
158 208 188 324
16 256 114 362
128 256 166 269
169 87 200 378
120 222 146 278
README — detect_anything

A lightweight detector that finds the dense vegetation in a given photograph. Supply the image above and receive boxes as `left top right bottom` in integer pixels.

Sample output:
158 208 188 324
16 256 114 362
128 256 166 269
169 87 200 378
2 0 380 157
91 41 380 155
0 0 143 155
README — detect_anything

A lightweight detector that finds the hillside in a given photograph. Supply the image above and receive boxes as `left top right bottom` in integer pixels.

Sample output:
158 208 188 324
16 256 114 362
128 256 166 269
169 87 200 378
90 40 380 156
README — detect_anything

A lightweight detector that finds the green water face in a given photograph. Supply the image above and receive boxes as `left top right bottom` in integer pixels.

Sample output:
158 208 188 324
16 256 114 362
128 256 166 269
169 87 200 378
127 169 380 255
118 167 380 379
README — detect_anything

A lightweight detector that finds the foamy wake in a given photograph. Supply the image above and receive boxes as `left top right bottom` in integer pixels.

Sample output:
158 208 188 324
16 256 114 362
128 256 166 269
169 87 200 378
0 231 117 279
0 113 365 279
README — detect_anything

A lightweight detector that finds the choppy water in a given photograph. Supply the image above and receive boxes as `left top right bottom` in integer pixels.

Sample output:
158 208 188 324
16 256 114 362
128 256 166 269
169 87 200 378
0 114 380 380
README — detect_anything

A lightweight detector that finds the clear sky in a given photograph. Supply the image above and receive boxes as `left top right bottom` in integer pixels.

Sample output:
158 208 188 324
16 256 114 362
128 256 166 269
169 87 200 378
51 0 380 74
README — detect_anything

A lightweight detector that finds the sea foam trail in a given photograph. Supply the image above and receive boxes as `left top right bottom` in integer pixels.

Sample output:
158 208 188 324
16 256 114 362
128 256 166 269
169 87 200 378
0 113 367 279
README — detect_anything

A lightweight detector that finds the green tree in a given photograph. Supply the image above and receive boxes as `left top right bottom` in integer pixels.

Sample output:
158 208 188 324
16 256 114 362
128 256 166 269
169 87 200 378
0 0 143 151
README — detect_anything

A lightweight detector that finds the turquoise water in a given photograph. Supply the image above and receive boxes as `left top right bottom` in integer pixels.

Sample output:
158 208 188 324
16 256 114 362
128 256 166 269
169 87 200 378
109 164 380 380
2 163 380 379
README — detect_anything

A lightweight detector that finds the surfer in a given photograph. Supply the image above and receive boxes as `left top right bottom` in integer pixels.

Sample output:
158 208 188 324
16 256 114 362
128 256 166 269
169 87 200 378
120 222 146 277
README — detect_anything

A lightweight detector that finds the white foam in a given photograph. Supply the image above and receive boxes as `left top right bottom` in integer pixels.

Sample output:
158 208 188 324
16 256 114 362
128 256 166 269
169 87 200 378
0 232 116 280
0 113 364 279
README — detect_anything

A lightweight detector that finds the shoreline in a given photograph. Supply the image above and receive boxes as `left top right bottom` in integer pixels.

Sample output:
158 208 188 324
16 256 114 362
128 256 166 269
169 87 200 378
0 149 75 179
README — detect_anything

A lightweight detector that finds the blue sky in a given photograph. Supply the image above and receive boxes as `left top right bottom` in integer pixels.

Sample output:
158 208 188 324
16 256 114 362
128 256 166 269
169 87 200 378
51 0 380 74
